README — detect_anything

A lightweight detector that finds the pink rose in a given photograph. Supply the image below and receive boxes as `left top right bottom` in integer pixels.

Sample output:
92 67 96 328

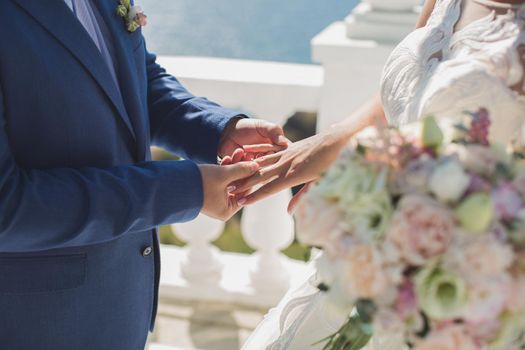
387 195 456 265
136 13 148 27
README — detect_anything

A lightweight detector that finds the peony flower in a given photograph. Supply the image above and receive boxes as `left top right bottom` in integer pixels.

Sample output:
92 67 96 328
415 264 467 320
387 195 456 265
455 193 494 234
444 233 514 279
295 194 343 249
465 318 501 345
415 325 478 350
429 158 470 203
492 183 523 221
340 244 390 300
463 276 510 323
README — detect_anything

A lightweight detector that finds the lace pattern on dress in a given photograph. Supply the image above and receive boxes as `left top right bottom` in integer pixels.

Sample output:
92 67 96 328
380 0 525 128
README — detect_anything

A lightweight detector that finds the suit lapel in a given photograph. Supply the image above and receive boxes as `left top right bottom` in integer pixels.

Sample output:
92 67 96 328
93 0 148 160
13 0 137 142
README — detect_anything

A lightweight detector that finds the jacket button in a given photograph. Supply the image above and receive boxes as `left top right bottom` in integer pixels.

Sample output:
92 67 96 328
142 246 153 257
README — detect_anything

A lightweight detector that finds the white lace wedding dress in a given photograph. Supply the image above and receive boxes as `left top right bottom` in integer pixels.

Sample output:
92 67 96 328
242 0 525 349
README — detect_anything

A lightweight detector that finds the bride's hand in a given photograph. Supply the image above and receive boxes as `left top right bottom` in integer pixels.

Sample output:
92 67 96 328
231 129 348 211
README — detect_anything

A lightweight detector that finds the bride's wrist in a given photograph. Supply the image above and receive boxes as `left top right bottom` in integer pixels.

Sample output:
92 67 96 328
326 121 358 145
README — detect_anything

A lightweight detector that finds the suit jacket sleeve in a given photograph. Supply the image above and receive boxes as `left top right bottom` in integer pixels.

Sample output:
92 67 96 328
146 49 243 164
0 84 203 252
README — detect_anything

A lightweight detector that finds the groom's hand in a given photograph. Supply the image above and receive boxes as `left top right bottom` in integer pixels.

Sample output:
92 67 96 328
198 161 260 221
218 118 290 159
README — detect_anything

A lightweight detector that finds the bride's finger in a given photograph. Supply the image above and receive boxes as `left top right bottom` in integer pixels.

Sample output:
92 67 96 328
237 177 292 206
231 148 245 163
243 144 286 153
231 166 280 195
254 153 280 167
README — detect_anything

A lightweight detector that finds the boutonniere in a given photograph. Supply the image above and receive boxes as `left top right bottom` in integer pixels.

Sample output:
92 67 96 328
116 0 147 33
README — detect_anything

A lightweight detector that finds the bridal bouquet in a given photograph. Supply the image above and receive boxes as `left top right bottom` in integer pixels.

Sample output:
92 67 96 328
295 109 525 350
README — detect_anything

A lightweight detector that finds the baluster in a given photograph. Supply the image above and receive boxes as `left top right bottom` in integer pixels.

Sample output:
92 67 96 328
171 214 225 285
241 190 295 296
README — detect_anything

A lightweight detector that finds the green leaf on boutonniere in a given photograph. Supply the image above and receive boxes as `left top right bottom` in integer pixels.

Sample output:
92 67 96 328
127 20 140 32
116 4 128 17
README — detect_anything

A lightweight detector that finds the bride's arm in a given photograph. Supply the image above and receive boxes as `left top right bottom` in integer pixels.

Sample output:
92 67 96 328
232 0 438 208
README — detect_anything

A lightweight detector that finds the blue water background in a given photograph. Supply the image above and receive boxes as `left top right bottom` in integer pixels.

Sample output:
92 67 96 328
140 0 359 63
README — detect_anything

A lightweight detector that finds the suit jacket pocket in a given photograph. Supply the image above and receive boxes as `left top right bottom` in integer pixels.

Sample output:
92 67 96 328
0 254 86 294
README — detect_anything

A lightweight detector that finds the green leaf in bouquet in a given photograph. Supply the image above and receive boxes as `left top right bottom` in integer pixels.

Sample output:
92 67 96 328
355 299 377 324
513 151 525 160
317 283 330 292
421 116 444 148
356 143 367 156
507 220 525 246
455 193 494 234
453 123 470 133
494 162 513 181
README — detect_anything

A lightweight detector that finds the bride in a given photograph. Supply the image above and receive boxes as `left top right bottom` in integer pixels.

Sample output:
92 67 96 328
237 0 525 348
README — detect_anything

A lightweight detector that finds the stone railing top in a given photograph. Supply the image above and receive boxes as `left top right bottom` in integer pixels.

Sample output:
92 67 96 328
157 56 323 122
364 0 421 11
158 56 323 87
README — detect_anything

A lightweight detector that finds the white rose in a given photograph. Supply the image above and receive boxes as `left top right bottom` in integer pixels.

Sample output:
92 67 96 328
429 159 470 203
315 253 340 286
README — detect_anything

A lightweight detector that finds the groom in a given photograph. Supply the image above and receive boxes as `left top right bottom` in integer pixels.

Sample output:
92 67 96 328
0 0 287 349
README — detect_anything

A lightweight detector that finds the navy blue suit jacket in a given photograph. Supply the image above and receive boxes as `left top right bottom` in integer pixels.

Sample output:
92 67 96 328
0 0 240 348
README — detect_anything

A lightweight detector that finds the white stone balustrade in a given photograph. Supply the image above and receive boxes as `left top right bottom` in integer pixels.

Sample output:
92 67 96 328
241 190 295 300
172 215 225 286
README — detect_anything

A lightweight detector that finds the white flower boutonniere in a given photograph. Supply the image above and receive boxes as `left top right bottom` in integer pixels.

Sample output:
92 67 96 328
116 0 147 33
